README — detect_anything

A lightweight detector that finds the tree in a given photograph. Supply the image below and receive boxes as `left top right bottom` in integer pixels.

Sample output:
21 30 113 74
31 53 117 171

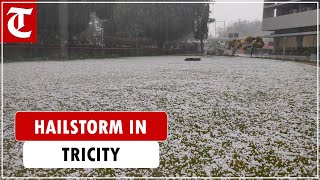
138 3 198 48
37 3 91 45
37 1 214 50
243 36 264 57
76 13 104 46
227 39 242 56
192 3 214 54
95 3 198 48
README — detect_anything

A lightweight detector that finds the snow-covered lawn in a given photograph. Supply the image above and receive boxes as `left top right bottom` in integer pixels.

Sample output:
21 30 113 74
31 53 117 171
3 56 317 177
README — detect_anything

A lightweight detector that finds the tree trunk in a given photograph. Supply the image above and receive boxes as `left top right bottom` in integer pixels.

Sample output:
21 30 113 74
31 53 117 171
59 4 69 59
232 48 236 56
200 38 204 54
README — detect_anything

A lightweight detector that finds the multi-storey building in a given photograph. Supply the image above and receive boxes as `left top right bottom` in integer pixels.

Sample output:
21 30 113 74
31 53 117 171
262 1 318 56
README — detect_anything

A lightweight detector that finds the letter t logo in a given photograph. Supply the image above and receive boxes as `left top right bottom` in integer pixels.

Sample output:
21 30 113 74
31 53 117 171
7 7 33 38
3 2 37 43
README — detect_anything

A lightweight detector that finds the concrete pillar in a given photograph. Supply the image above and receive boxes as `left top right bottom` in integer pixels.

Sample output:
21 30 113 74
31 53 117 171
296 35 303 48
283 36 286 60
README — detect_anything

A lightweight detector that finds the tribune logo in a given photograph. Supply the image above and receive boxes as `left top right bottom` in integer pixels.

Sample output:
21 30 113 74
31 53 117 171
3 3 37 43
7 7 33 38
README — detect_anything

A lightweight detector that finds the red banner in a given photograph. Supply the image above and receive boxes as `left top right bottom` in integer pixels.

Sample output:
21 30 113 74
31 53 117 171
15 111 168 141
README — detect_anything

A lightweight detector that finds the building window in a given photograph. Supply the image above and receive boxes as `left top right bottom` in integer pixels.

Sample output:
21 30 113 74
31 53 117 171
303 35 316 47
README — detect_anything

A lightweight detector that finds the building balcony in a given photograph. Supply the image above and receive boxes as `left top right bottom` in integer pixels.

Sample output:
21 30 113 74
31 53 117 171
262 9 318 31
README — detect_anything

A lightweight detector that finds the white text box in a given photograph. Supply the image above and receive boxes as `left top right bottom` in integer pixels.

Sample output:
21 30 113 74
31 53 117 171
23 141 159 168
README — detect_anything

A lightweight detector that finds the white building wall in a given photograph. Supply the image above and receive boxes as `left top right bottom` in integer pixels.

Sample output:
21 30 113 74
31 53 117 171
262 9 318 31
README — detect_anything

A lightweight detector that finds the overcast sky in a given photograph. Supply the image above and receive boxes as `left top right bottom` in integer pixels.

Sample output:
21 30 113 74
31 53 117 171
209 0 264 36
